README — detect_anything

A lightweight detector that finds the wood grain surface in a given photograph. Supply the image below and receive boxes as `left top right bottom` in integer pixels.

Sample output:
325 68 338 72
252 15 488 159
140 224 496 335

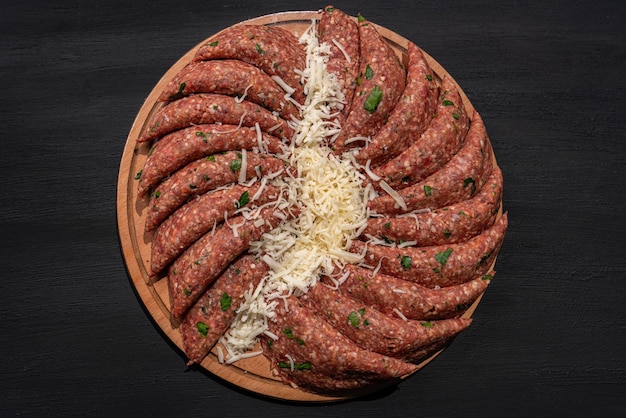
1 0 625 416
117 11 492 402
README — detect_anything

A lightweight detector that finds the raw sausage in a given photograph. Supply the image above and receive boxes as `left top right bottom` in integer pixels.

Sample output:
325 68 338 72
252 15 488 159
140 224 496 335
168 206 296 318
193 24 306 104
318 6 360 122
363 165 503 246
369 109 493 215
138 93 295 143
262 295 416 394
181 254 268 365
354 213 507 288
301 283 472 363
137 124 284 197
158 60 299 120
354 42 439 167
332 17 406 153
328 264 491 320
144 151 286 231
372 76 469 190
150 183 281 275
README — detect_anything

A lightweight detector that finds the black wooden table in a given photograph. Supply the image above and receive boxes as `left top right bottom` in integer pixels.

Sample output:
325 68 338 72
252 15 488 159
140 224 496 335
2 0 625 416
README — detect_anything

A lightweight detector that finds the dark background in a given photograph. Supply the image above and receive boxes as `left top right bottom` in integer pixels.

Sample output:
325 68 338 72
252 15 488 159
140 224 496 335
2 0 625 416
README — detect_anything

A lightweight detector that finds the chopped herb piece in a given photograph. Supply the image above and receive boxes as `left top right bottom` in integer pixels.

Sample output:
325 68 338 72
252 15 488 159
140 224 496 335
283 327 294 339
230 159 242 172
196 131 209 143
479 252 493 265
482 273 494 281
212 104 219 110
464 177 476 194
189 184 197 190
421 321 433 328
196 322 209 337
135 170 142 180
183 288 191 296
401 176 411 183
236 190 249 208
358 308 366 316
255 43 264 54
384 222 391 229
443 229 452 238
365 64 374 80
357 13 366 22
202 175 211 181
235 268 241 275
153 190 161 198
399 255 412 270
363 319 370 326
356 75 363 86
348 311 360 327
442 99 454 106
435 248 453 266
452 112 460 120
207 40 219 47
206 155 215 162
363 86 383 113
381 235 394 244
295 338 305 346
220 292 232 311
148 146 155 156
170 82 186 100
426 74 433 81
295 362 311 371
424 185 433 196
278 361 289 368
267 340 273 348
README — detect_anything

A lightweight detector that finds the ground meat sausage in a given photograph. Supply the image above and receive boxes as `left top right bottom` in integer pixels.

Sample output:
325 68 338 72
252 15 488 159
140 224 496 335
328 264 491 320
354 41 439 167
372 76 470 190
262 295 416 394
369 109 493 215
157 60 300 120
332 17 406 153
150 183 281 276
354 213 507 288
301 283 473 363
138 93 295 143
193 24 306 104
168 206 296 319
363 165 503 247
181 255 269 365
318 5 360 123
144 151 286 231
137 124 284 197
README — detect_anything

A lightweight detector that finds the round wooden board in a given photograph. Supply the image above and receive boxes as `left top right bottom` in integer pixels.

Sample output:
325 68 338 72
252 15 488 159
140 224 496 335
117 10 493 402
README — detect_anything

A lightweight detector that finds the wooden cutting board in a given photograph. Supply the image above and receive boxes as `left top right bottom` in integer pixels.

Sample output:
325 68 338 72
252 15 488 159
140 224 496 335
117 10 493 402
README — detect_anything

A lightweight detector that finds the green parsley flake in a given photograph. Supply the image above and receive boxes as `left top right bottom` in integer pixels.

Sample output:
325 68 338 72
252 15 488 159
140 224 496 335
348 311 360 327
442 99 454 106
435 248 453 266
365 64 374 80
363 86 383 113
196 322 209 337
424 185 433 196
399 255 412 270
236 190 249 208
421 321 433 328
220 292 232 311
283 327 294 339
230 159 242 173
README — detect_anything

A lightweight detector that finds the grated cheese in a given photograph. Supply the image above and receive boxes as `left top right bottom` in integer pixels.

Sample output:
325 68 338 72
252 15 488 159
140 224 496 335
219 20 371 361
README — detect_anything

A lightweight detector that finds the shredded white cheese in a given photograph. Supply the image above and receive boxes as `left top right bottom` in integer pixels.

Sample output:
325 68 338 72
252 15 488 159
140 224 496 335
219 20 370 361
